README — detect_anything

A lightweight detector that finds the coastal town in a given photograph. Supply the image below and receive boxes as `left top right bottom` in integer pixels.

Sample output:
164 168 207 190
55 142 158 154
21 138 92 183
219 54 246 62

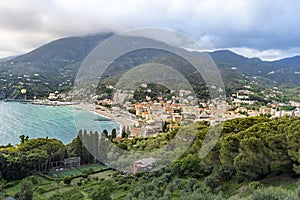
28 82 300 140
3 75 299 140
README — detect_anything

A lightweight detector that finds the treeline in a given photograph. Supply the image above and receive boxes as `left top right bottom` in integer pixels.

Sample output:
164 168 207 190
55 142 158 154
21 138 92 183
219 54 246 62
1 116 300 199
168 116 300 185
68 129 117 164
0 138 66 180
123 116 300 199
0 129 118 180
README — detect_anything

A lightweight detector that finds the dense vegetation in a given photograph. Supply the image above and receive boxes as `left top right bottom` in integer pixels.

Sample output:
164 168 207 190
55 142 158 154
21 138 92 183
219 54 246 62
1 116 300 199
1 34 300 101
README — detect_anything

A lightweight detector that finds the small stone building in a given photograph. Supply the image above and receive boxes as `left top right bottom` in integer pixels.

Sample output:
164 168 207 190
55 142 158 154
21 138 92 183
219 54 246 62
64 157 81 169
133 157 155 174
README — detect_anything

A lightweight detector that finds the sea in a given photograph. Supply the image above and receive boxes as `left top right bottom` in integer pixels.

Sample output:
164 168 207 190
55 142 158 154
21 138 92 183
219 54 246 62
0 102 119 145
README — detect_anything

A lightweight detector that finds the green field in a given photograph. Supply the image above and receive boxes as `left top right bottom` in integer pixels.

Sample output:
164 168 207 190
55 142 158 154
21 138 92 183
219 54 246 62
50 164 107 178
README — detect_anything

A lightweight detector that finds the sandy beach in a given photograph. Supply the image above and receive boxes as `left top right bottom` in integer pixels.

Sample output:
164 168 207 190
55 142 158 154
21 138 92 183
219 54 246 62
77 103 138 131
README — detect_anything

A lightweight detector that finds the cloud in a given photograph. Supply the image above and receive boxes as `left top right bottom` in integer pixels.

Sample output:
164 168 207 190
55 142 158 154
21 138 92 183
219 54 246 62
0 0 300 59
229 47 300 61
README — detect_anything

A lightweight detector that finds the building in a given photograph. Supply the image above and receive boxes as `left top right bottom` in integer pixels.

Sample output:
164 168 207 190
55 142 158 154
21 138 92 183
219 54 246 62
133 157 155 174
290 101 300 107
48 93 58 100
259 107 272 115
51 157 81 171
232 98 255 106
236 107 248 114
129 127 143 138
64 157 81 169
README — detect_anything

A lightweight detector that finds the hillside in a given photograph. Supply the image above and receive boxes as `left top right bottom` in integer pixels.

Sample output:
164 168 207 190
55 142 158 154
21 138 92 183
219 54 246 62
1 117 300 199
0 33 112 98
209 50 275 75
271 55 300 70
0 33 299 101
209 50 300 87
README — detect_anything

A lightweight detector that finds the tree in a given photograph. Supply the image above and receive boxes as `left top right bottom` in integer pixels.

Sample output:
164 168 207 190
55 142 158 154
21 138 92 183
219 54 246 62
19 135 29 144
111 129 117 140
121 130 127 139
234 119 292 180
69 132 94 164
103 130 109 138
287 118 300 174
25 149 48 172
16 138 66 172
219 133 240 180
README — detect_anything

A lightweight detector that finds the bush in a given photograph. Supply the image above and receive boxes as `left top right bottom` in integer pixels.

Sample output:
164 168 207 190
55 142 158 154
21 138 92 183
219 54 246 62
83 168 94 175
204 175 222 189
48 192 64 200
14 180 34 200
49 189 84 200
28 176 39 185
248 187 299 200
82 174 88 178
63 176 72 185
120 183 130 190
89 185 112 200
36 186 47 194
185 190 225 200
249 181 263 190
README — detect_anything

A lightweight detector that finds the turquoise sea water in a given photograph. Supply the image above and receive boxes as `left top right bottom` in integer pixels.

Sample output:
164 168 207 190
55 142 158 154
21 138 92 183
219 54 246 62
0 102 118 145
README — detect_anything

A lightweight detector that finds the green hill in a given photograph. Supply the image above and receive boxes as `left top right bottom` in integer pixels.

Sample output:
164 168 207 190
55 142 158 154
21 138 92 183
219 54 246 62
0 34 299 101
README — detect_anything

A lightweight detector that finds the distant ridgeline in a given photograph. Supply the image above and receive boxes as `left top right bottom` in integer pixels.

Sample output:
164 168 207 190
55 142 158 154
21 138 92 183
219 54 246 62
0 34 299 101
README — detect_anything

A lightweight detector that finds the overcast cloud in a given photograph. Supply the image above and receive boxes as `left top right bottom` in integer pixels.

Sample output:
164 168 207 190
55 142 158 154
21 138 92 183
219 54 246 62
0 0 300 60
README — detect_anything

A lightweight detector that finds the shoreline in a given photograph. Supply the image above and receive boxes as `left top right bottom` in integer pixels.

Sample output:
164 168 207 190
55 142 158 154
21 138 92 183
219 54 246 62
76 103 137 135
31 99 79 106
28 100 136 134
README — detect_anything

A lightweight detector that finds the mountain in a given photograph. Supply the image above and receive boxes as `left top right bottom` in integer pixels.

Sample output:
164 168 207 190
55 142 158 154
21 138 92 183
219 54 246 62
0 33 299 101
209 50 300 86
209 50 275 75
0 33 113 98
271 56 300 71
13 34 113 63
0 55 18 61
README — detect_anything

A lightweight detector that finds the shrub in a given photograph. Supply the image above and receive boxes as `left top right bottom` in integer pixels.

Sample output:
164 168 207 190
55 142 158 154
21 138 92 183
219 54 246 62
36 186 47 194
249 181 263 190
249 187 298 200
63 176 72 185
28 176 39 185
14 180 34 200
89 185 112 200
48 192 64 200
204 175 222 189
82 174 88 178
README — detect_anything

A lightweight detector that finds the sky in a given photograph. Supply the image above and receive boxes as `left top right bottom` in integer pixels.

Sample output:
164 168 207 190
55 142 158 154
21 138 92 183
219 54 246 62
1 0 300 61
